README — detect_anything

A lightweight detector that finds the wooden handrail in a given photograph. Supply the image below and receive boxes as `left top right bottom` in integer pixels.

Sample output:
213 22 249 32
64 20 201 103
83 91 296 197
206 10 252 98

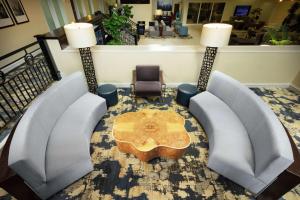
0 42 38 61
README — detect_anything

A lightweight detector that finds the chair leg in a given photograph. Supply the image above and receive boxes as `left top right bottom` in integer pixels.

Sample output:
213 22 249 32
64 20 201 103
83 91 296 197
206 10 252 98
160 96 164 103
162 85 166 98
130 85 135 98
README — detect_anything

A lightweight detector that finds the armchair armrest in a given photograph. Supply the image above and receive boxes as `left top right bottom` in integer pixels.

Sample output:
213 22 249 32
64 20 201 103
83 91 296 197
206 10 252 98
159 71 166 96
159 70 165 86
131 70 136 96
132 70 136 85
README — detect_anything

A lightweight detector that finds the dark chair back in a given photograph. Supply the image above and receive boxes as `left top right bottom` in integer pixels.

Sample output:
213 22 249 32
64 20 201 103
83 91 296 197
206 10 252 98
136 66 160 82
149 21 155 27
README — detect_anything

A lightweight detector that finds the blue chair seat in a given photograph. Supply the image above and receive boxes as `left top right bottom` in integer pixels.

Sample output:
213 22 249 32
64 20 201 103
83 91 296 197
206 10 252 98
179 26 188 37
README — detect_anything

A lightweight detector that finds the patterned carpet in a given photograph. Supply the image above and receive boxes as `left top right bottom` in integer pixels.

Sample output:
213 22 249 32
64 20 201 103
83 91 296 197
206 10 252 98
0 87 299 200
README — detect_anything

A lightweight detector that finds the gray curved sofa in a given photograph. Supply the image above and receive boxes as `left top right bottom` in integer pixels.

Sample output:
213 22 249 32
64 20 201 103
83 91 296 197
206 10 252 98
8 72 107 199
189 71 294 195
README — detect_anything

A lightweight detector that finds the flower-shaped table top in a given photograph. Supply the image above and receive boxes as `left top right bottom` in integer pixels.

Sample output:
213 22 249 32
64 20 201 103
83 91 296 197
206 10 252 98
112 109 191 161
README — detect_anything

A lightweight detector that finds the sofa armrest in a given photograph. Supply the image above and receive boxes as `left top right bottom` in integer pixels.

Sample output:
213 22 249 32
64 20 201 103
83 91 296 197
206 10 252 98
256 124 300 199
159 71 165 86
284 125 300 176
0 118 40 199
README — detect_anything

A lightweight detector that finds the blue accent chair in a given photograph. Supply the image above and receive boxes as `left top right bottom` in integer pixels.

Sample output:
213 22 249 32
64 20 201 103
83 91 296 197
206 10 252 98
179 26 189 37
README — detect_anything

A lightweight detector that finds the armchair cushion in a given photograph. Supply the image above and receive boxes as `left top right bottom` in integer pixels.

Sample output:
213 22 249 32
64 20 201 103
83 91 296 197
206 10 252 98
135 81 162 96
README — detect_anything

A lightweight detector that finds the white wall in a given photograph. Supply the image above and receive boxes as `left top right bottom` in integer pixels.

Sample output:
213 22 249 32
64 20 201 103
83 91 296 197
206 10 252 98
0 0 49 56
292 71 300 91
268 1 293 26
124 1 153 27
46 40 300 87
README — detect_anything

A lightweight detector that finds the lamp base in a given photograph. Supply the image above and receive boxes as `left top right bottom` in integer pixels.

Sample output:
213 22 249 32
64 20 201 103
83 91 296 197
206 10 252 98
197 47 218 92
79 47 98 94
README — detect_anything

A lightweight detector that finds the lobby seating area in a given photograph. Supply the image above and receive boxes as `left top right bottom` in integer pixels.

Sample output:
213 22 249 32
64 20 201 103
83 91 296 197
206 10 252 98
2 82 300 200
0 70 299 200
147 20 189 39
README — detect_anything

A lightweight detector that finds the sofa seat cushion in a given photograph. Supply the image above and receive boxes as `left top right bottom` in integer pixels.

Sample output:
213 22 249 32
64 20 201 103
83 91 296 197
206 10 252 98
46 93 106 182
189 92 255 178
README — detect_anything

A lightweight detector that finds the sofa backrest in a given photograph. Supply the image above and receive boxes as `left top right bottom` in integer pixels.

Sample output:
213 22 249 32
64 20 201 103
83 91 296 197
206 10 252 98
8 72 88 187
207 71 294 184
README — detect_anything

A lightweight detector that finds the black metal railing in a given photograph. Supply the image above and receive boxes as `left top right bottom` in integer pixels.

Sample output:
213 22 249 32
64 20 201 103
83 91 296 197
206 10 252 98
120 29 137 45
0 42 54 131
123 18 139 45
127 18 138 33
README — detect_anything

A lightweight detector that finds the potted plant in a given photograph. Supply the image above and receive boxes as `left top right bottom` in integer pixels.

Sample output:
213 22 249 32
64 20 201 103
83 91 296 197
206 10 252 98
265 25 293 45
282 2 300 33
249 8 262 23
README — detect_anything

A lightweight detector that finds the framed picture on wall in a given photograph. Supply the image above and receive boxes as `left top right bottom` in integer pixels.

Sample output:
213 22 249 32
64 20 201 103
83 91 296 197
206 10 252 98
5 0 28 24
0 0 14 29
157 0 173 11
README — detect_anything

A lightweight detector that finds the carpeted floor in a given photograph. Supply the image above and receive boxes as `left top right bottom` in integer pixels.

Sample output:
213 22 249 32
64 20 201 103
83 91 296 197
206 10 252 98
0 88 299 200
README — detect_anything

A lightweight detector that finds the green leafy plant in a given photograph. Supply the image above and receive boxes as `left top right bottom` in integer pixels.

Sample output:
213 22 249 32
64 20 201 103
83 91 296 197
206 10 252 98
282 2 300 33
103 5 134 45
103 11 128 45
265 25 293 45
250 8 262 15
122 5 133 19
249 8 262 23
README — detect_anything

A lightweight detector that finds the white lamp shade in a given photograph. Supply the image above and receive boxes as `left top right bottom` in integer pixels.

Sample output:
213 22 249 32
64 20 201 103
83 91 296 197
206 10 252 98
155 9 163 16
200 23 232 47
64 23 97 48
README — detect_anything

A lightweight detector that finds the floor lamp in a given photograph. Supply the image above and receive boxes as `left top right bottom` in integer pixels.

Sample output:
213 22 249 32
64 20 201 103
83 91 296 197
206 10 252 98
155 9 163 21
64 23 98 94
197 23 232 92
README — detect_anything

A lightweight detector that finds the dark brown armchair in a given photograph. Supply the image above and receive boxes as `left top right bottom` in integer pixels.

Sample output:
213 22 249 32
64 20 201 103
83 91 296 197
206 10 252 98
131 65 165 97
